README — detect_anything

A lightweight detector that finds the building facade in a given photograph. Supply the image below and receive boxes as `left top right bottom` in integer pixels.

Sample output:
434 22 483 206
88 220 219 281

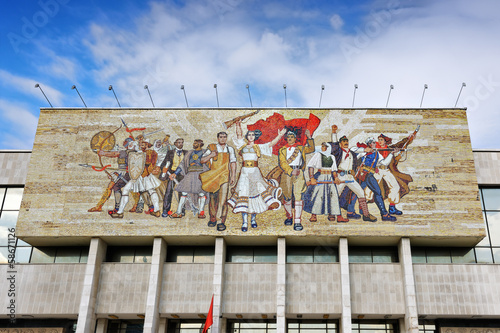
0 108 499 333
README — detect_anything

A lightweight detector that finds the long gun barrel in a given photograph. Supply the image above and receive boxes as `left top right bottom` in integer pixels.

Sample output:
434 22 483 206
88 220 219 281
223 110 260 129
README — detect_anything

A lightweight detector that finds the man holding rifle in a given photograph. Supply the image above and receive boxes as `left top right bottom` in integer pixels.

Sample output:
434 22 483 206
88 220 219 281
328 125 377 222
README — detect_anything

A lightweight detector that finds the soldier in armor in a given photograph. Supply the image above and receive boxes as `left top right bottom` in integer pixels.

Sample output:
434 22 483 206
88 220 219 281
88 138 134 213
111 139 162 218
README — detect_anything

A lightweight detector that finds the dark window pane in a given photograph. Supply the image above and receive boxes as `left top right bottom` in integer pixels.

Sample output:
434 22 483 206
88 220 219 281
227 247 253 262
193 246 214 263
482 188 500 210
31 247 56 263
287 247 313 263
3 188 24 210
314 246 338 262
486 211 500 246
167 247 194 263
253 247 277 263
451 248 476 263
80 249 88 263
349 248 372 263
372 248 398 263
55 247 83 263
107 247 135 263
475 247 494 263
134 247 152 263
412 248 427 263
426 248 451 263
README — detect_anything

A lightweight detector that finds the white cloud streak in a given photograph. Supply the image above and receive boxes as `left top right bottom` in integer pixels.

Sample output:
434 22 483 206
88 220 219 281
1 0 499 149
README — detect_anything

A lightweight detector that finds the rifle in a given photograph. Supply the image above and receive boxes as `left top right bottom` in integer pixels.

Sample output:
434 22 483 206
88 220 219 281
399 125 420 162
374 148 411 152
223 110 260 129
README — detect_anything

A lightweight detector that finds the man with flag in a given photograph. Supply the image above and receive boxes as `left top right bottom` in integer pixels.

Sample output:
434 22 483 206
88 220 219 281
278 129 315 231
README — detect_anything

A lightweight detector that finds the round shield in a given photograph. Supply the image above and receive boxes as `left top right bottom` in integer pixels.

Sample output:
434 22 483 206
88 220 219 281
90 131 116 151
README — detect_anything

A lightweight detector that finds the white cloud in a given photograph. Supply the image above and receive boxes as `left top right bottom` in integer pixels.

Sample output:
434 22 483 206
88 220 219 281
0 99 38 149
329 14 344 31
0 69 64 106
2 0 498 148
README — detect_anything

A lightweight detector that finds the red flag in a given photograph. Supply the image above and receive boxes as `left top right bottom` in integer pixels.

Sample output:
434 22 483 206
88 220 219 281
247 113 320 155
202 295 214 333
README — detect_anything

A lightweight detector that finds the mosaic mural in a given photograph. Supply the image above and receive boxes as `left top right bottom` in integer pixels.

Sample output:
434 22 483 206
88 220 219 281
17 108 484 241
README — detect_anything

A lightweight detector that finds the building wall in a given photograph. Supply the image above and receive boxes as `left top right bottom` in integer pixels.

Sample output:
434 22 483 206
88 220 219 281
0 151 31 185
286 263 342 314
223 263 277 315
0 264 85 315
414 264 500 316
350 264 405 315
2 150 500 332
473 150 500 185
96 263 150 315
160 263 214 314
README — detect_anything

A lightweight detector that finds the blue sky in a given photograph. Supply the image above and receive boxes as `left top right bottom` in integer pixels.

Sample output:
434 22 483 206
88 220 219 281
1 0 499 149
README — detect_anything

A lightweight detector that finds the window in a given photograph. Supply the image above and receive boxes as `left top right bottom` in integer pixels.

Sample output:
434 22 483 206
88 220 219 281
227 320 276 333
287 320 338 333
478 187 500 263
419 321 437 333
0 186 30 264
287 246 338 263
166 246 214 263
106 246 152 263
30 246 89 263
168 320 205 333
349 247 398 263
107 319 144 333
352 320 398 333
226 246 277 263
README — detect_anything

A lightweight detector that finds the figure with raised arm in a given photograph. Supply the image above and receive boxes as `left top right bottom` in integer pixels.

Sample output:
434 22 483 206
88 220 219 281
228 120 286 232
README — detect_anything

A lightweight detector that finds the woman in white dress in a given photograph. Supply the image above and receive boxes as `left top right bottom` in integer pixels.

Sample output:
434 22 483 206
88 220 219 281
302 142 349 223
227 120 286 231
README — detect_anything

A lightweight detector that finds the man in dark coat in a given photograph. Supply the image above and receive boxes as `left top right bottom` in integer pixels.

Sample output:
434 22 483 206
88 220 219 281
157 138 187 217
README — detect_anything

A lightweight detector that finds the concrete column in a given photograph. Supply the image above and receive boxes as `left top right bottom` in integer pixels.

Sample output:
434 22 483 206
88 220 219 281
76 238 107 333
144 237 167 333
219 317 227 333
339 238 351 333
95 318 108 333
212 237 226 333
277 237 286 333
158 318 168 333
398 238 419 333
